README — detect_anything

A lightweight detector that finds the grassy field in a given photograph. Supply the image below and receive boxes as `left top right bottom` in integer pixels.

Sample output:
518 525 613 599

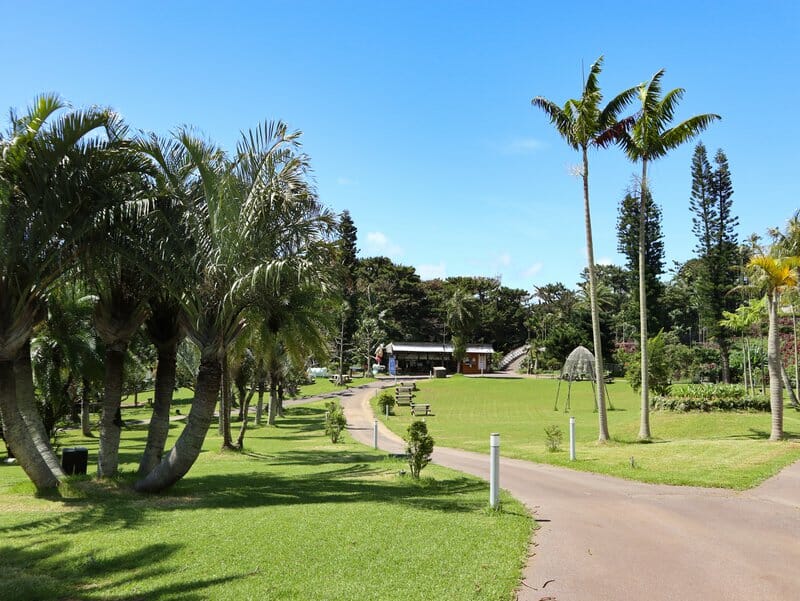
0 400 532 601
375 376 800 489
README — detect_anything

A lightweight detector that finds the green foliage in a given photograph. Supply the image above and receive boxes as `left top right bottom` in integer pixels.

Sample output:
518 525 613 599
324 400 347 443
377 391 396 415
543 424 563 452
405 420 434 478
653 384 770 412
622 330 672 396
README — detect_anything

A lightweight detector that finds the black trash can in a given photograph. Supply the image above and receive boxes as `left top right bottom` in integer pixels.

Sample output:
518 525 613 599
62 446 88 475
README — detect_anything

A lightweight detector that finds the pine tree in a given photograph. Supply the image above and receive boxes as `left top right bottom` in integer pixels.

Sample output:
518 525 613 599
616 183 666 334
337 210 359 375
689 144 740 382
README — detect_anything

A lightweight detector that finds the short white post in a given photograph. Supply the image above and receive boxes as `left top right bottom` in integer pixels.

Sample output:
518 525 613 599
385 403 389 417
490 433 500 509
373 419 379 449
569 416 576 461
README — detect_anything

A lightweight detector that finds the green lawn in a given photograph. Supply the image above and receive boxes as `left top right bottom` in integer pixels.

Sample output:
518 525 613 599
0 401 531 601
375 375 800 489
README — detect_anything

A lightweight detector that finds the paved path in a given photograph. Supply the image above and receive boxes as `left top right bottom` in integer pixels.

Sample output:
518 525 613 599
340 381 800 601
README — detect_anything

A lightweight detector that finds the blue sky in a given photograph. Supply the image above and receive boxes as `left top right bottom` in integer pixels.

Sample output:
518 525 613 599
3 1 798 293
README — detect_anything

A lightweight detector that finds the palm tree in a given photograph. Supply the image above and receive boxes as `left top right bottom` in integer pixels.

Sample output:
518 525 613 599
0 95 147 490
532 56 636 441
618 70 720 440
444 288 477 373
720 298 765 396
134 123 334 493
746 255 800 439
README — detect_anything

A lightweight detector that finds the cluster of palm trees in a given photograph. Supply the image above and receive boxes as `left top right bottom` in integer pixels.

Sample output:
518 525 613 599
1 95 336 493
532 57 720 442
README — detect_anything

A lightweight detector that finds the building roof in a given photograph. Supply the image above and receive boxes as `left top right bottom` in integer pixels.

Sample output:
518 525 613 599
385 342 494 355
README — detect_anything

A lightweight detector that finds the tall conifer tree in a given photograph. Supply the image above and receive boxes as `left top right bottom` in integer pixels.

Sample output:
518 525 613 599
689 143 739 381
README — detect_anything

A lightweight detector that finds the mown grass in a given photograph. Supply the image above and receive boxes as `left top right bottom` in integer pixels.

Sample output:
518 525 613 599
375 375 800 489
0 401 531 601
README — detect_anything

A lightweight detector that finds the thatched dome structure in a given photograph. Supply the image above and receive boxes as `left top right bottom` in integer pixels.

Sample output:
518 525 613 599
560 345 596 381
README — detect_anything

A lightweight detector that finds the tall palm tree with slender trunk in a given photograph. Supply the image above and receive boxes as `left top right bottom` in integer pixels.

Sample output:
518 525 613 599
746 255 800 440
618 70 720 440
532 56 636 441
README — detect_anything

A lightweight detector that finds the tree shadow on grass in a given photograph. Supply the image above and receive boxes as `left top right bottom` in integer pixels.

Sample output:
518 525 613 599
170 454 488 515
0 540 241 601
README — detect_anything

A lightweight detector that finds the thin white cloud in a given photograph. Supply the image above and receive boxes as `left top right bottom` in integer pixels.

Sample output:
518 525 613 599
524 262 543 277
503 137 545 155
417 262 447 280
497 252 512 267
336 176 357 186
597 256 613 266
365 231 403 258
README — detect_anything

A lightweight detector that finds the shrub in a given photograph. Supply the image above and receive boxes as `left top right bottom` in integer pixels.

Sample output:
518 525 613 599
544 425 562 452
623 330 672 396
324 400 347 443
377 391 396 416
651 384 770 412
405 420 434 478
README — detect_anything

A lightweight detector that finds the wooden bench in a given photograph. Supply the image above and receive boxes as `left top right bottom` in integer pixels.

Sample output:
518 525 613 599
410 402 431 416
395 392 414 406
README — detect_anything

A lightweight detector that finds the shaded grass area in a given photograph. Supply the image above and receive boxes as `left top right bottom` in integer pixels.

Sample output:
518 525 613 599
0 402 531 601
375 376 800 489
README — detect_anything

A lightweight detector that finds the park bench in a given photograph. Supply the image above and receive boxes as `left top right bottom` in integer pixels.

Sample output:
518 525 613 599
395 391 415 405
410 402 431 416
328 374 352 385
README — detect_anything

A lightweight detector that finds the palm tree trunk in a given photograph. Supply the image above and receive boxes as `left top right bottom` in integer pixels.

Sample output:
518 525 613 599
582 147 609 441
221 352 235 450
638 160 651 440
138 342 178 477
719 340 731 384
13 342 63 477
793 305 799 395
235 388 256 449
255 374 265 425
0 359 62 489
267 379 278 425
98 344 127 477
134 354 222 493
81 377 92 437
780 363 798 408
767 293 784 440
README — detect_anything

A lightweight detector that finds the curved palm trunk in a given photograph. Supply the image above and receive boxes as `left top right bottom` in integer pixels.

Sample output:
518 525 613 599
766 292 784 440
235 388 256 449
135 356 222 493
638 160 651 440
582 147 609 441
98 344 127 477
138 341 178 477
13 342 64 478
0 359 62 489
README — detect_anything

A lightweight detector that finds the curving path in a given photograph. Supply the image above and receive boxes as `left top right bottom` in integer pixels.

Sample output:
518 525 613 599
339 381 800 601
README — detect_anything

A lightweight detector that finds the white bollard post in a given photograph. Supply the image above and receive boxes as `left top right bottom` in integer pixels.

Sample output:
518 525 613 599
569 416 576 461
373 419 379 449
490 433 500 509
385 403 389 417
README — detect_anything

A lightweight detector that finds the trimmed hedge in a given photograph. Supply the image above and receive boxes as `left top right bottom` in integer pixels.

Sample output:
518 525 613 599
651 384 770 412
